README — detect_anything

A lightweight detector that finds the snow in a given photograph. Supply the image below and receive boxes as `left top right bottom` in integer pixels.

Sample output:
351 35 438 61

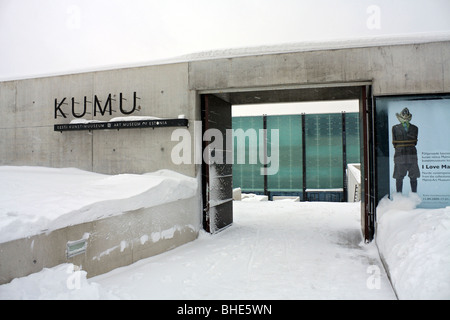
0 264 117 300
376 193 450 300
109 116 162 122
178 31 450 63
1 200 395 300
70 116 163 124
0 166 449 300
0 166 197 244
241 193 268 202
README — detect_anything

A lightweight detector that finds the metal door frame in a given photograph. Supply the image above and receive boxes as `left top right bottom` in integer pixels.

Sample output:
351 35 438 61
200 83 375 241
201 94 233 234
361 85 376 242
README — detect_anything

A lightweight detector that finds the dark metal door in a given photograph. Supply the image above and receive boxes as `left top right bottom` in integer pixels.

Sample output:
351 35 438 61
360 85 376 242
202 94 233 233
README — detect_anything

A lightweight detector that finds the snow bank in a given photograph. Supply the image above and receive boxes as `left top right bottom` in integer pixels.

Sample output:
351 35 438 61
0 166 197 244
376 193 450 299
0 264 118 300
177 32 450 63
241 193 268 202
70 116 162 124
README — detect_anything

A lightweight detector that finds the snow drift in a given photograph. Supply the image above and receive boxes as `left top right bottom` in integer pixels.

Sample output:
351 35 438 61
376 193 450 299
0 264 119 300
0 166 198 244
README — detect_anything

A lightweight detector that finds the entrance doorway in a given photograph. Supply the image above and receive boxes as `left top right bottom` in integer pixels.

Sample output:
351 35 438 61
201 83 375 241
232 100 360 202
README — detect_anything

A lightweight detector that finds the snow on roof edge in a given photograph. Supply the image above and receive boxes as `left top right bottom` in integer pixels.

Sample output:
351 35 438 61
2 31 450 82
177 31 450 62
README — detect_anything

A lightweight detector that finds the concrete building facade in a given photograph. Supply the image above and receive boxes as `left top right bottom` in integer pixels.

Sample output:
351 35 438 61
1 37 449 283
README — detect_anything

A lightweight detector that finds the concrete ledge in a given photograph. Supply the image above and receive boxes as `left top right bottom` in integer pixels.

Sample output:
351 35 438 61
0 197 199 285
273 196 300 202
347 163 361 202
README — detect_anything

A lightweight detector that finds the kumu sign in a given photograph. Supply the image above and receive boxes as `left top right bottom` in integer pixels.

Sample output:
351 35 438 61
54 91 140 119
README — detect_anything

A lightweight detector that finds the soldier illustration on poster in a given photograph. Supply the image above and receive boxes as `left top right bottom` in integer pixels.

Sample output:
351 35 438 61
382 96 450 209
391 107 420 193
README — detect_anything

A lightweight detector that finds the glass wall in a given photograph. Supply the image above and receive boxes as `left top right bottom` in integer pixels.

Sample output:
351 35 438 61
267 115 303 193
345 113 361 164
232 116 264 193
232 112 360 199
305 113 343 189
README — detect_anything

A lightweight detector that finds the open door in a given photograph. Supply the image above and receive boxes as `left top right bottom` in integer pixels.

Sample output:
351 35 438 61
360 85 376 242
202 94 233 233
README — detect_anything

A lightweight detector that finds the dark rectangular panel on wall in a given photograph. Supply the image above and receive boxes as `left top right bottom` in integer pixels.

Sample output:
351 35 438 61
342 112 348 202
360 85 375 242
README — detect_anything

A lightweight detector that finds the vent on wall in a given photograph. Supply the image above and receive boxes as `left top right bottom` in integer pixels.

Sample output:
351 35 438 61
66 239 87 258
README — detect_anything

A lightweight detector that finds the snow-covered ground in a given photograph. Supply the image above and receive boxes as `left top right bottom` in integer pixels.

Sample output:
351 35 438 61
0 166 449 300
1 200 395 300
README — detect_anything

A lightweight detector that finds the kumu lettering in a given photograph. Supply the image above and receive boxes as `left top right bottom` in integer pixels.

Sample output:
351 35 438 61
54 92 140 119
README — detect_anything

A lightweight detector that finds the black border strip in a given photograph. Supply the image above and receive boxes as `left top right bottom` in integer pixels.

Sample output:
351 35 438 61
54 118 189 132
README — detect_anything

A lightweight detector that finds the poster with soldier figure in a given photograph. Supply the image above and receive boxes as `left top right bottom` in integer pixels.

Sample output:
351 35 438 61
387 98 450 208
391 107 420 193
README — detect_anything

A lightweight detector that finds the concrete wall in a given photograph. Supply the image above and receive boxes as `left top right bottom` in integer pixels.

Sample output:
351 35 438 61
347 163 361 202
0 62 198 177
1 75 93 169
0 196 199 285
2 41 449 174
188 41 450 96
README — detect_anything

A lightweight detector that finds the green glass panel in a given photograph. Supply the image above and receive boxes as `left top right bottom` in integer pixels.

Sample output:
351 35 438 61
232 116 264 192
345 113 360 164
232 112 360 194
305 114 343 189
267 115 302 192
